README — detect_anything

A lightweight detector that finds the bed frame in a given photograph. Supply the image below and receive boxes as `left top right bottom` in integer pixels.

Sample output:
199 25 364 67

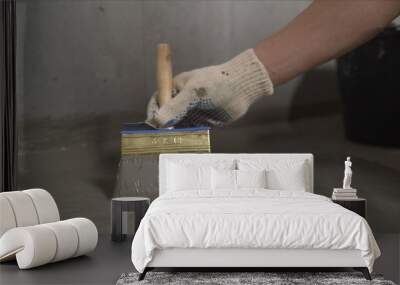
139 154 371 281
141 248 370 280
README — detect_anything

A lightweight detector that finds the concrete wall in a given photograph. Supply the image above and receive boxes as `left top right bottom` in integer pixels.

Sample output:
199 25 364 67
16 0 400 233
19 0 338 123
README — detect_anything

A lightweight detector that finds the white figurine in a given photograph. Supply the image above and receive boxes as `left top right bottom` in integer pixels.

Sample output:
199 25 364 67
343 156 353 189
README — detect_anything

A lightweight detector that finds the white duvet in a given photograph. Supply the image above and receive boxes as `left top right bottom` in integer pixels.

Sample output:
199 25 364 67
131 190 380 273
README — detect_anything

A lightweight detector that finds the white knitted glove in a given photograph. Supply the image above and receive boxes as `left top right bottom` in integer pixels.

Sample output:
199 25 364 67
146 49 274 128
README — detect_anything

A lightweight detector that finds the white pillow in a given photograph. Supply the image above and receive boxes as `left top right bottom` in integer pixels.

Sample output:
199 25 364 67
167 163 211 191
266 168 306 191
212 168 236 190
236 169 267 189
212 169 268 190
238 159 308 191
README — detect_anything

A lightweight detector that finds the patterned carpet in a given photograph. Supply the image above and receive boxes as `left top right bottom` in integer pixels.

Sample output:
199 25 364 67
116 271 396 285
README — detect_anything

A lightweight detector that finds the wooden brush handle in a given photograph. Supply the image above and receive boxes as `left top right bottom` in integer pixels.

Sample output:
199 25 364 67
157 43 173 107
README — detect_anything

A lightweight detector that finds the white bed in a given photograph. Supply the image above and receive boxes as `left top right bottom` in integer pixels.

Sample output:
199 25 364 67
131 154 380 280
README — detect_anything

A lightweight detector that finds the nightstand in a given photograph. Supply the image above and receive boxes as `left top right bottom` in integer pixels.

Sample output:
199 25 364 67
332 198 366 218
111 197 150 242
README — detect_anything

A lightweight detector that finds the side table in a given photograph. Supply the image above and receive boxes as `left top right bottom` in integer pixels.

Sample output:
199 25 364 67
111 197 150 242
332 198 366 218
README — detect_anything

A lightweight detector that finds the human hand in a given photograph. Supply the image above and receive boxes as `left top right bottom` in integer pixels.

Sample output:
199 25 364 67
146 49 274 128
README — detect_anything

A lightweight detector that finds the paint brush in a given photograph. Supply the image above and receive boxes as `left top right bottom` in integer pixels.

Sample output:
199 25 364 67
122 43 210 155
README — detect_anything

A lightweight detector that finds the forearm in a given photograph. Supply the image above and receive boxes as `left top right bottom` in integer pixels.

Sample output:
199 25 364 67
255 0 400 85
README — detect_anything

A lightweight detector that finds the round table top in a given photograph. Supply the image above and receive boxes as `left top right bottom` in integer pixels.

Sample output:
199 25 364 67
112 197 150 202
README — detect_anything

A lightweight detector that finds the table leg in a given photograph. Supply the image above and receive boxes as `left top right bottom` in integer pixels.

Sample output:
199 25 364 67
111 201 123 242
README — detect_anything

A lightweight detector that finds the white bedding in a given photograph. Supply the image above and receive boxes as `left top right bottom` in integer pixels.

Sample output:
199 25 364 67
131 190 380 273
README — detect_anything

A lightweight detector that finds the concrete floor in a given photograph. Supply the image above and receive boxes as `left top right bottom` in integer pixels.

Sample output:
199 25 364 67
0 236 133 285
0 234 398 285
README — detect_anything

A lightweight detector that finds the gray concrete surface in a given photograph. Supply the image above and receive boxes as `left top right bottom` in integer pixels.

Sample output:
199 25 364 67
17 0 336 123
14 1 400 235
8 2 400 284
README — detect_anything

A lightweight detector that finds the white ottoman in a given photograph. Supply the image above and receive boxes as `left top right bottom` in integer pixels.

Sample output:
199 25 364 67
0 189 98 269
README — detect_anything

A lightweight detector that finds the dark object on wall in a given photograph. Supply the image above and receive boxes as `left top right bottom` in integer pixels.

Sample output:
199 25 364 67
0 0 17 192
337 25 400 147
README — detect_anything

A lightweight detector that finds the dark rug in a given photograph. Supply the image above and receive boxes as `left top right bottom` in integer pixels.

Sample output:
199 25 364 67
116 272 396 285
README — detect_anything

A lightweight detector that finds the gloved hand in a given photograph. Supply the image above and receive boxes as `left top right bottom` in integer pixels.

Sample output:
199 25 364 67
146 49 274 128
